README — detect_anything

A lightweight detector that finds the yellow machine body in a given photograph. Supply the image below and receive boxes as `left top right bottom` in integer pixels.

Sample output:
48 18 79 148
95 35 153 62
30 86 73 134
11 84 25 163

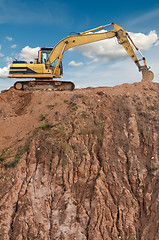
8 23 154 91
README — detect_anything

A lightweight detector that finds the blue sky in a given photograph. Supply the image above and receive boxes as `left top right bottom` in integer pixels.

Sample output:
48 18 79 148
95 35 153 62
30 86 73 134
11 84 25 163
0 0 159 90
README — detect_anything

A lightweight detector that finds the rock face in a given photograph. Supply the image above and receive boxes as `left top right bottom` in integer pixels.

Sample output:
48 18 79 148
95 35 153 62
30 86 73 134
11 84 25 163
0 82 159 240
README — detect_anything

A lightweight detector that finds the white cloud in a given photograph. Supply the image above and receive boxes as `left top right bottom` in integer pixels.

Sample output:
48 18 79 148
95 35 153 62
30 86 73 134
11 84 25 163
0 66 9 78
86 58 98 65
11 44 17 48
19 46 40 62
0 53 4 57
0 45 1 50
6 36 12 41
128 31 158 50
68 60 83 67
72 30 158 63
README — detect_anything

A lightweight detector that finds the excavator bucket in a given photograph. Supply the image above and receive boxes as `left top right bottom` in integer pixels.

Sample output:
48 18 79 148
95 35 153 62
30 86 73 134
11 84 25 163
141 69 154 82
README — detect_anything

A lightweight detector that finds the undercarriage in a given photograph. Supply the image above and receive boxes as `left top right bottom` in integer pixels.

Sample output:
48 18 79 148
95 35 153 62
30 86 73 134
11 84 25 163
14 80 75 91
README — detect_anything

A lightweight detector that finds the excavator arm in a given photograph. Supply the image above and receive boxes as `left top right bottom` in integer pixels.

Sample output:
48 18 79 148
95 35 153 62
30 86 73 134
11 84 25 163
46 23 154 82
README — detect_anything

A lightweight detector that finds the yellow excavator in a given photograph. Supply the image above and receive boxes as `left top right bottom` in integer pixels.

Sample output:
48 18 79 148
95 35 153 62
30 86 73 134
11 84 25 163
8 23 154 91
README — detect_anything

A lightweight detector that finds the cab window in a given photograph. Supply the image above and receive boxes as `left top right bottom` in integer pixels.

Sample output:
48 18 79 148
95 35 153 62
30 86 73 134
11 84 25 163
41 52 50 63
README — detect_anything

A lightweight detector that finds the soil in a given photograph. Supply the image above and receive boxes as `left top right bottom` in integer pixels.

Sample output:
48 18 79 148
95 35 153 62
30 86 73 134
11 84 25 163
0 82 159 240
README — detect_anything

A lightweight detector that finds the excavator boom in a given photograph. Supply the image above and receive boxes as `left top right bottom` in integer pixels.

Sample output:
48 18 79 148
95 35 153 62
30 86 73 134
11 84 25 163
8 23 154 91
45 30 116 69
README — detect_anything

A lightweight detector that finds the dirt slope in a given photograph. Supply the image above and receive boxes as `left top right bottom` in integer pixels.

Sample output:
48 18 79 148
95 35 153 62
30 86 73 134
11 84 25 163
0 82 159 240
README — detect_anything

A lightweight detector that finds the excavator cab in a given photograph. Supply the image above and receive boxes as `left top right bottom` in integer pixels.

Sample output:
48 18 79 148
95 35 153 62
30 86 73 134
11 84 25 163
38 47 53 64
38 47 63 76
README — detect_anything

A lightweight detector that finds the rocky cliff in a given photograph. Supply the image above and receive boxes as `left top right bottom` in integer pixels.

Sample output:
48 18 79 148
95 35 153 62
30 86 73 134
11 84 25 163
0 82 159 240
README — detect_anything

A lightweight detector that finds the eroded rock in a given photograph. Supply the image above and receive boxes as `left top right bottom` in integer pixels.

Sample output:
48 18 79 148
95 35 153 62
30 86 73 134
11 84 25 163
0 82 159 239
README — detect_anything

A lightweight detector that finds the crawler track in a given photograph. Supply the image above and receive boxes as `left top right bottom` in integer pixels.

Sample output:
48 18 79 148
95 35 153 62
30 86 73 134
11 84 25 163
14 80 75 91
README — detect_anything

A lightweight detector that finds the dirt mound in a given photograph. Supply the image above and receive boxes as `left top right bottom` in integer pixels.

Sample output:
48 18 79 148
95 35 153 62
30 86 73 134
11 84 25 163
0 82 159 240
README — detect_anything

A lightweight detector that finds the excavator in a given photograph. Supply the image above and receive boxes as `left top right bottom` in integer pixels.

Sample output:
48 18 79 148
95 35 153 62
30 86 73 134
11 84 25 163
8 23 154 91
